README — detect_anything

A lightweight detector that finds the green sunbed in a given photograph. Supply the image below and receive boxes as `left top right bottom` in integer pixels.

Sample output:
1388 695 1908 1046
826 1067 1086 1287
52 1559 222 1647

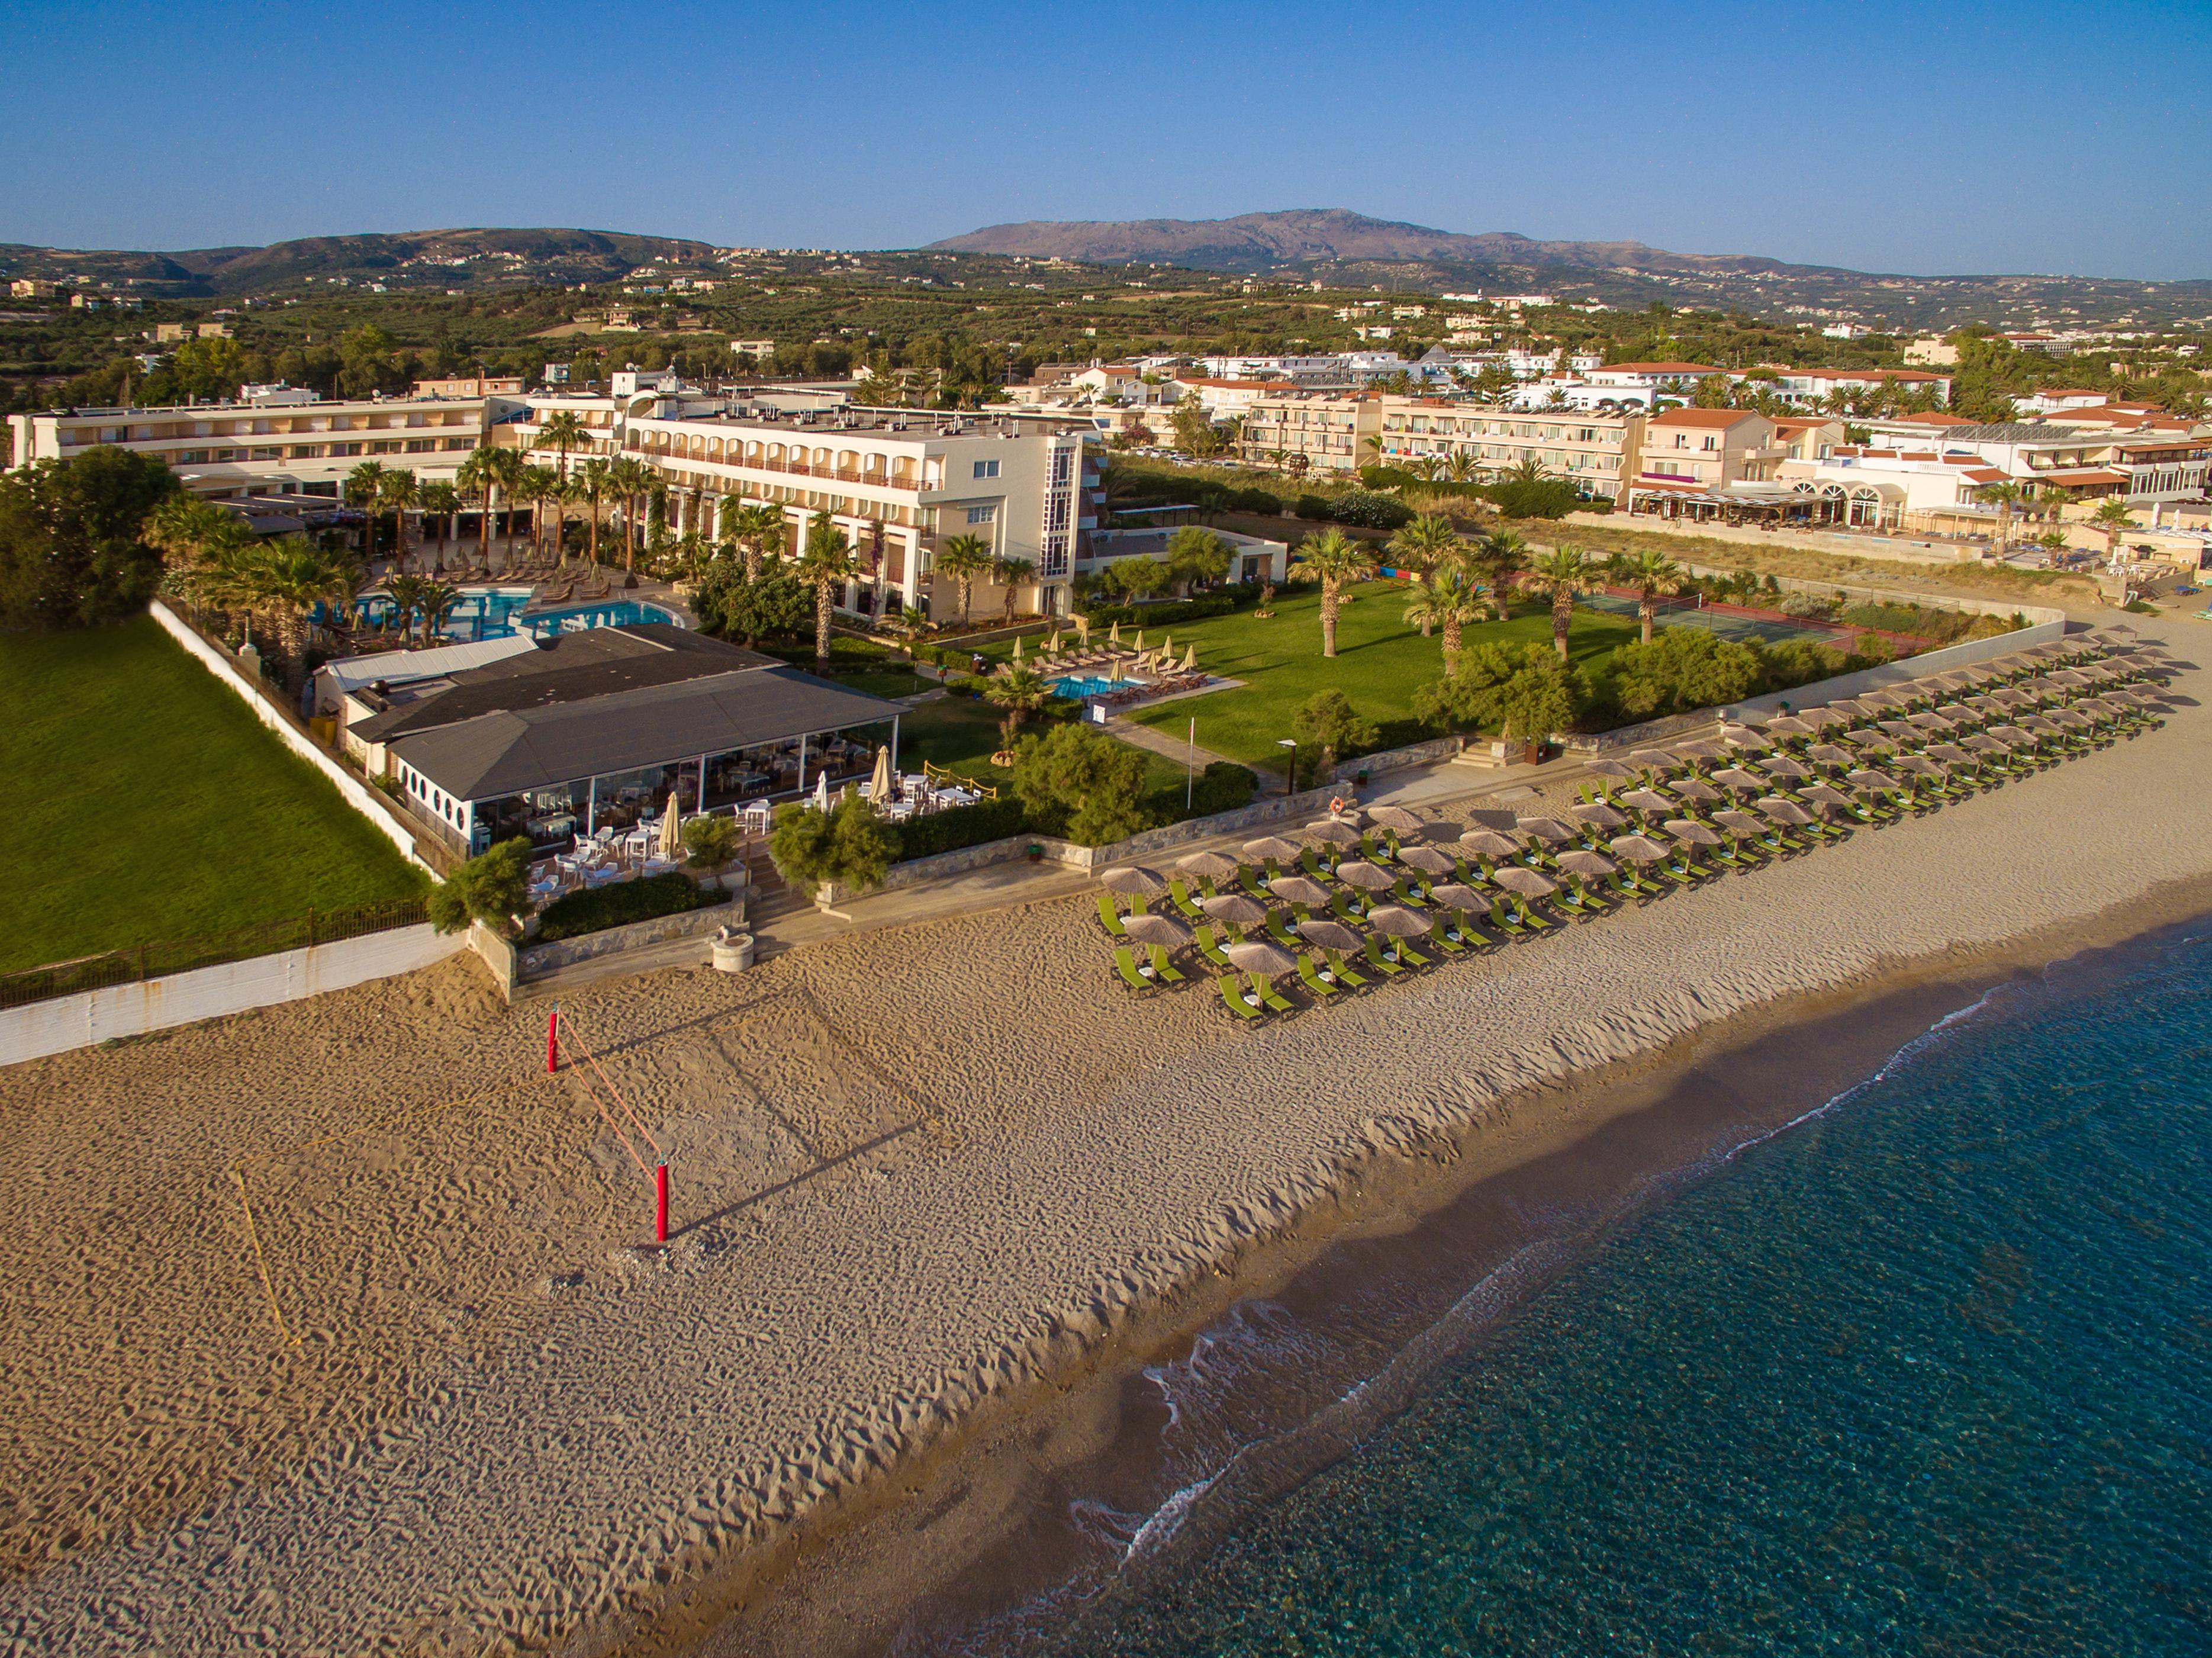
1253 973 1295 1014
1298 952 1344 995
1361 935 1406 975
1113 945 1156 991
1148 944 1187 984
1097 893 1128 936
1194 923 1236 971
1218 974 1263 1019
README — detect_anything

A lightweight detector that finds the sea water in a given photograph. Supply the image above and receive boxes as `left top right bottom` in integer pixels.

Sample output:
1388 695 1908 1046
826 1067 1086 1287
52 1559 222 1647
1037 924 2212 1656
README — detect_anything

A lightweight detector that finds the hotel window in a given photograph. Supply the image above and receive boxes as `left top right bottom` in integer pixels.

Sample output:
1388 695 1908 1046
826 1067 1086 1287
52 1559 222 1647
973 459 1000 479
965 506 997 525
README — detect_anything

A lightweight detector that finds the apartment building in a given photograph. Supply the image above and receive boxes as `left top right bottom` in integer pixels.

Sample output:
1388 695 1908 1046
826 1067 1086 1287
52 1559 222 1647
1584 361 1726 397
1373 397 1646 500
7 386 497 498
1743 366 1954 408
1633 409 1785 494
1235 393 1382 474
506 395 1099 619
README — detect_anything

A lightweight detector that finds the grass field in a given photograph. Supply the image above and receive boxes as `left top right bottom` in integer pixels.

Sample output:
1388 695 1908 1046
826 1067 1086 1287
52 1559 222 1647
892 694 1187 793
1 616 427 972
1121 581 1637 772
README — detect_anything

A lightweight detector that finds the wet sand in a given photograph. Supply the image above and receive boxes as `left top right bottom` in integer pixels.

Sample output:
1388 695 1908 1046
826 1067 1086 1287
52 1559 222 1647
0 649 2204 1656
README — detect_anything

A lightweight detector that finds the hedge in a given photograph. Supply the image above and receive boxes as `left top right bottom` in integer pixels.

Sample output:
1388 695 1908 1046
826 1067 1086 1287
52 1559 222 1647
1079 586 1257 628
893 794 1027 859
535 872 729 942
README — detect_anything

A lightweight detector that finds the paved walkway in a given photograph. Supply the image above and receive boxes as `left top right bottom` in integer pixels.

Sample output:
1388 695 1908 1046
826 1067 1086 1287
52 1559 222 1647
1106 715 1234 771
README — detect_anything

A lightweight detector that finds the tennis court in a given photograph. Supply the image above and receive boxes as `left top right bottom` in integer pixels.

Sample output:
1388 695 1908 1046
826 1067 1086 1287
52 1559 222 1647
1579 592 1843 646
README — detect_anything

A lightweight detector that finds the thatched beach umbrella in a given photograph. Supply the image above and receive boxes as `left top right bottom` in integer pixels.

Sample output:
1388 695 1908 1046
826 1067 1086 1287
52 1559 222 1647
1799 783 1854 811
1397 844 1458 877
1304 819 1363 848
1711 767 1767 796
1805 742 1855 767
1122 911 1192 949
1429 882 1489 912
1244 835 1303 864
1179 848 1243 880
1856 688 1908 710
1102 865 1168 899
1200 891 1268 930
1296 916 1364 953
1846 768 1900 791
1764 715 1815 737
1516 816 1577 845
1760 755 1810 781
1630 747 1685 771
1799 707 1851 730
1664 819 1723 846
1556 848 1618 878
1572 801 1628 830
1334 860 1396 893
1924 743 1973 766
1672 739 1726 762
1712 808 1767 839
1720 726 1773 752
1588 758 1640 780
1367 905 1432 946
1223 938 1295 979
1618 787 1675 813
1755 797 1815 827
1964 732 2011 755
1876 719 1921 741
1268 874 1332 909
1609 833 1670 864
1458 828 1522 857
1669 777 1724 804
1369 804 1427 835
1490 865 1557 897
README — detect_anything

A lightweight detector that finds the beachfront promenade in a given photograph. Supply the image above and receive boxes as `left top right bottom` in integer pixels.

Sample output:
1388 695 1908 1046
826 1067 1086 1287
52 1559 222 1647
0 636 2204 1656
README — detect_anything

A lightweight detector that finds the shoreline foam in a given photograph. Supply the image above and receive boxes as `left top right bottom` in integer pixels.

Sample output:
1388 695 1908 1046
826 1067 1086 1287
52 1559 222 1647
1 653 2204 1657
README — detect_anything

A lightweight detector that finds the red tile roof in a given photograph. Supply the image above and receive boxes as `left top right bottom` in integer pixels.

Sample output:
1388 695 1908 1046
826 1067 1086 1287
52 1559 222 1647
1650 407 1762 428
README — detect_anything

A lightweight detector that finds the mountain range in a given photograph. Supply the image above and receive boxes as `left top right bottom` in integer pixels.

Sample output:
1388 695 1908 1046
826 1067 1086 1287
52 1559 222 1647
928 208 2212 332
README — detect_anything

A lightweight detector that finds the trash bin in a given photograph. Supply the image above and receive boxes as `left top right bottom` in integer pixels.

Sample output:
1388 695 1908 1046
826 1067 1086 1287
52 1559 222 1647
709 927 755 973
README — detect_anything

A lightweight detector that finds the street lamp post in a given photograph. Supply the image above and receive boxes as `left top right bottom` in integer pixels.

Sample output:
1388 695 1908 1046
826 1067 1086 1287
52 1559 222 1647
1278 738 1297 799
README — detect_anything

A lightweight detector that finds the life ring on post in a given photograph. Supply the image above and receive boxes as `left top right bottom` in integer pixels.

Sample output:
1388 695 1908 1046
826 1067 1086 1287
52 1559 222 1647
1329 796 1348 816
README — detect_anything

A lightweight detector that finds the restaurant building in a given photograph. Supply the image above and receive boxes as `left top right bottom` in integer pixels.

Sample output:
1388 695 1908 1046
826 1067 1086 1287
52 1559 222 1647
344 624 901 857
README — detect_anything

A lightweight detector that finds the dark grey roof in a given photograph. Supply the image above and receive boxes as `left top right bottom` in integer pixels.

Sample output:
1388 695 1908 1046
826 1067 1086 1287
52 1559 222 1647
351 624 774 743
389 666 898 801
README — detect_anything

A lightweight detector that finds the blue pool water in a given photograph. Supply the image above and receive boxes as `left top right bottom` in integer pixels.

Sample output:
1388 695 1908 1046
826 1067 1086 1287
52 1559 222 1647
1035 923 2212 1656
353 586 678 642
1054 674 1131 700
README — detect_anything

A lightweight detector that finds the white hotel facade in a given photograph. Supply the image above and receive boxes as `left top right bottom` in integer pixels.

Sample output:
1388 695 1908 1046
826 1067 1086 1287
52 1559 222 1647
9 382 1105 620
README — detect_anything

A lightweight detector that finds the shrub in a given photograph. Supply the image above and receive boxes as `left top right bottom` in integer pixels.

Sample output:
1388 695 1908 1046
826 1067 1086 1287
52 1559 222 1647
769 794 899 894
535 871 726 942
1228 487 1281 516
1010 723 1151 845
1609 628 1761 719
1192 759 1258 814
893 794 1026 859
1080 593 1244 627
1414 643 1590 739
1326 490 1416 532
429 837 534 936
1483 478 1582 520
1295 494 1334 520
681 813 741 871
1293 689 1380 770
0 446 180 629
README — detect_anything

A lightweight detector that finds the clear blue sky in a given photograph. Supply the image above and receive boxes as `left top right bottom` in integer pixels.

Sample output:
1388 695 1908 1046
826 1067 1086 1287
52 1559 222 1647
4 0 2207 278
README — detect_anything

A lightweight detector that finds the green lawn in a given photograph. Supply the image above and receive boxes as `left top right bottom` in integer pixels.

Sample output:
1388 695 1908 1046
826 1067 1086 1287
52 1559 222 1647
1123 582 1638 772
1 616 427 972
893 694 1186 793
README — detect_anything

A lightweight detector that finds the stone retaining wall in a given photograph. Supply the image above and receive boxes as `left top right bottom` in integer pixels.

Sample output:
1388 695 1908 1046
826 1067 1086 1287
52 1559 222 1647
516 894 740 978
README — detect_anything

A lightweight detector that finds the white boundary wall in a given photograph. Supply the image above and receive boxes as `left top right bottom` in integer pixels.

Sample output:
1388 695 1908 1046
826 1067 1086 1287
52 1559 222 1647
147 601 436 872
0 925 465 1068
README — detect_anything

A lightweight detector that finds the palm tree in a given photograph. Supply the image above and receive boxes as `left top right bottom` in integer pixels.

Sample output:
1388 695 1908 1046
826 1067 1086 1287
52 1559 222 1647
604 455 653 573
516 464 561 565
381 572 426 640
1976 480 2023 552
414 579 462 645
791 511 852 672
936 533 996 625
344 460 388 567
1384 514 1464 636
456 445 520 570
559 468 593 563
533 409 590 478
1472 528 1530 622
240 534 359 675
2091 498 2135 559
984 663 1049 749
1296 528 1377 659
377 468 418 571
577 458 613 565
723 500 784 582
1525 545 1595 661
993 554 1035 623
1444 449 1479 484
1402 569 1487 674
418 481 461 573
1613 547 1688 645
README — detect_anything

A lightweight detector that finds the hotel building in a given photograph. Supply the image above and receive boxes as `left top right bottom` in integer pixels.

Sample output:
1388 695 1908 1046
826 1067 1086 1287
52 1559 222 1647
1373 397 1647 500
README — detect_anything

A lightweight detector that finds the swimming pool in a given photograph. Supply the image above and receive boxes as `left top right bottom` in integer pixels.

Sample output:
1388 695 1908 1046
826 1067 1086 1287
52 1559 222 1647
353 585 680 642
1052 674 1146 700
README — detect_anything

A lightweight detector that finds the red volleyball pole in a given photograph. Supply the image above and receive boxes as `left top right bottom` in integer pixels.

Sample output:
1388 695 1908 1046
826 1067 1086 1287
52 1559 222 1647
655 1161 670 1244
546 1004 560 1074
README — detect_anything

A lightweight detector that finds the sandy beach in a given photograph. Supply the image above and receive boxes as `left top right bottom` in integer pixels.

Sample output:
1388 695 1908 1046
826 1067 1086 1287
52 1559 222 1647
1 639 2205 1656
